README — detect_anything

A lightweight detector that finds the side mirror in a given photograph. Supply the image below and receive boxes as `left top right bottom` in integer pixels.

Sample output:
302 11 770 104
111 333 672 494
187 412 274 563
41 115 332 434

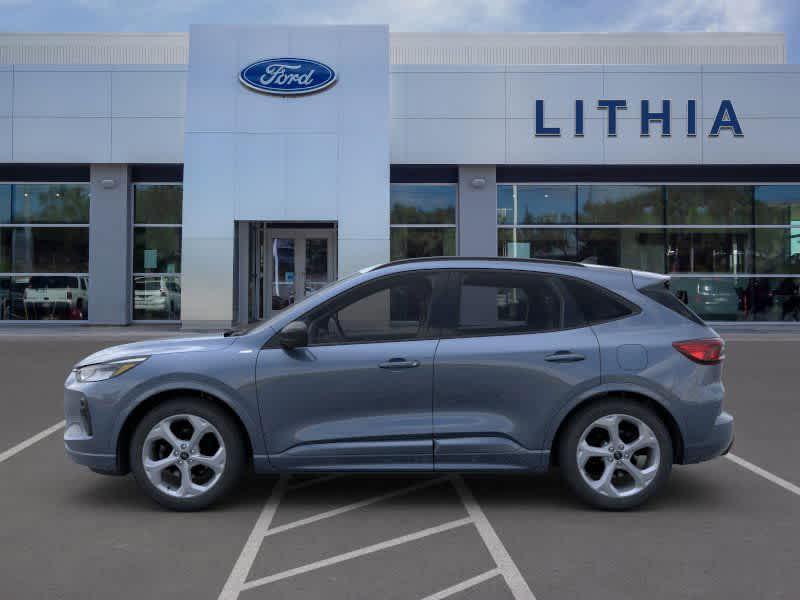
279 321 308 350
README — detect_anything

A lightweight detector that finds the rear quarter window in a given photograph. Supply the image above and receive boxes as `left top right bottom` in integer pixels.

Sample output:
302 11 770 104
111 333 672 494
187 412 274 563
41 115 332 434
559 277 638 325
640 281 706 326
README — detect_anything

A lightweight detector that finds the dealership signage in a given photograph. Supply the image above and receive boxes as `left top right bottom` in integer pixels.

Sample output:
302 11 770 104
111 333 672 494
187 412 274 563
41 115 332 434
535 99 743 138
239 58 337 95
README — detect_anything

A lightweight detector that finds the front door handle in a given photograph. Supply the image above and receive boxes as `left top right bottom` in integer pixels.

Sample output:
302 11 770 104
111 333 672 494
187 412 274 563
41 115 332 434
379 358 421 369
544 351 585 363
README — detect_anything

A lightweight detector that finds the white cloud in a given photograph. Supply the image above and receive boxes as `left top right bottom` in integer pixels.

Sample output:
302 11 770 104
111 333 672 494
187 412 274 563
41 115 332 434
621 0 780 32
279 0 524 31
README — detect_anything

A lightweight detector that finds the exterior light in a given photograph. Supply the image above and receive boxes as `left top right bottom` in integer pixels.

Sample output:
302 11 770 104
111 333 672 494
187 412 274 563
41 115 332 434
470 177 486 189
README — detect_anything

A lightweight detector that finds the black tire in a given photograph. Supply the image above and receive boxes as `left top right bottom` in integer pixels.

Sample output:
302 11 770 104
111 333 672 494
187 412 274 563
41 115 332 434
558 399 673 510
129 398 246 511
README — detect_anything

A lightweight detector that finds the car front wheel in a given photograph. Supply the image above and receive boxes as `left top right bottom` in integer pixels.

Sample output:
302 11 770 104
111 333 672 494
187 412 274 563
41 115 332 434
558 399 673 510
129 398 245 511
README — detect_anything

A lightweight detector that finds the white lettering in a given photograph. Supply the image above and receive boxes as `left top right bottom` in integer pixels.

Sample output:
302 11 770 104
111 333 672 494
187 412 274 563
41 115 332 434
259 63 316 88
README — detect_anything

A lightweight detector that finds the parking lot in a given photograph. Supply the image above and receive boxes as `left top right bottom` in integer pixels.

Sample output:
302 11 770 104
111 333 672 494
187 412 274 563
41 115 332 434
1 328 799 600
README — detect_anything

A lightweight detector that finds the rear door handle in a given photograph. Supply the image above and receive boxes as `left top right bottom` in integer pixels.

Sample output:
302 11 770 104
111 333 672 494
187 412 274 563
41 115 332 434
544 351 585 363
379 358 420 369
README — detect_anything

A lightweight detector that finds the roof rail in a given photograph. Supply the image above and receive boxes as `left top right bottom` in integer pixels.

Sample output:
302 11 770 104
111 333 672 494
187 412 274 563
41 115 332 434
371 256 588 271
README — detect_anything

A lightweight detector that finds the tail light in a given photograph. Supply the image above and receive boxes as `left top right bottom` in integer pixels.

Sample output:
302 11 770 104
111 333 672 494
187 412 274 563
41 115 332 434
672 339 725 364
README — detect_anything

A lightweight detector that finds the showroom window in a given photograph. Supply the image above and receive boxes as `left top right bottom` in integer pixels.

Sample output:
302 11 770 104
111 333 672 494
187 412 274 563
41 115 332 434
497 183 800 322
390 184 457 260
0 183 90 321
132 184 182 321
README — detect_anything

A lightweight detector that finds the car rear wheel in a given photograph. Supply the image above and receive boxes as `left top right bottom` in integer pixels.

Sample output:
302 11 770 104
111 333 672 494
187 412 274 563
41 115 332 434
558 399 673 510
129 398 245 511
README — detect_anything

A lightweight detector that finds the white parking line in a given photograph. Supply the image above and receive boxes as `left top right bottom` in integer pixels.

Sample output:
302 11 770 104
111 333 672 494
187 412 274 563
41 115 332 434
419 568 501 600
218 475 288 600
451 475 537 600
240 517 473 591
263 477 449 539
0 420 65 465
726 453 800 497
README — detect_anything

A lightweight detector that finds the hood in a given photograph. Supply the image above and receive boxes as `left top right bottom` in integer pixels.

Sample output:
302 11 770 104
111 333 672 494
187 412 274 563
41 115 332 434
75 335 236 367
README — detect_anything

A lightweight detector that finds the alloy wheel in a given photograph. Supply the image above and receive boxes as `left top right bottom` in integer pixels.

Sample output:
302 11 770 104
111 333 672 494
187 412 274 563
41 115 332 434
141 414 226 498
576 413 661 499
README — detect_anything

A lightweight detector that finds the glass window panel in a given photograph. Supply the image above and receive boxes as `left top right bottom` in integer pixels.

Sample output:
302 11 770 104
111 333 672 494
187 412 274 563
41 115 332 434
578 229 665 272
1 227 89 273
133 275 181 320
763 277 800 322
497 185 575 226
755 228 800 274
8 184 89 224
666 186 753 225
497 228 578 261
390 184 456 225
669 277 748 321
307 273 435 344
0 185 10 223
390 227 456 260
666 229 753 274
754 185 800 225
578 185 663 225
455 270 565 335
305 238 329 296
133 227 181 273
134 185 182 225
0 275 89 321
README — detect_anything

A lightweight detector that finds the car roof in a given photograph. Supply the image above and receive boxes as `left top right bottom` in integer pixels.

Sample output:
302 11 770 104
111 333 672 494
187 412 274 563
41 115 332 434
368 256 633 274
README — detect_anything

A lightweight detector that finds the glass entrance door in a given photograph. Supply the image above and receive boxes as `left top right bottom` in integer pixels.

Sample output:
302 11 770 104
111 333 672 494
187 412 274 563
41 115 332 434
266 228 336 317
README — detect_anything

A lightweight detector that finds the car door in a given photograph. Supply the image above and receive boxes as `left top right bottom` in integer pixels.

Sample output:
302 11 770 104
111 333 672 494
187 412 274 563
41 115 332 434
256 270 447 471
433 269 601 471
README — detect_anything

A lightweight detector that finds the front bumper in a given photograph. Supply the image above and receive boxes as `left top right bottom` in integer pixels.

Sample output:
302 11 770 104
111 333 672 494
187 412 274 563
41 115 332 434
682 411 735 464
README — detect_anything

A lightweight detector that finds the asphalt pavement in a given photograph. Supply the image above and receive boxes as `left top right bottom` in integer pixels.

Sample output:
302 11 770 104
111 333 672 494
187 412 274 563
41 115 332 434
0 328 798 599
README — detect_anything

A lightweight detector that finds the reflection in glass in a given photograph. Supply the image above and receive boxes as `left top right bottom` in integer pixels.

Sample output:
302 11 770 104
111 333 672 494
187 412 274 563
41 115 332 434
578 229 665 272
1 184 90 224
754 185 800 225
133 275 180 320
134 185 183 225
305 238 329 297
1 228 89 273
133 227 181 273
755 228 800 274
497 185 575 225
667 229 753 274
666 186 752 225
390 184 456 225
0 275 88 320
390 228 456 260
578 185 662 225
670 277 800 322
497 228 577 261
272 238 295 311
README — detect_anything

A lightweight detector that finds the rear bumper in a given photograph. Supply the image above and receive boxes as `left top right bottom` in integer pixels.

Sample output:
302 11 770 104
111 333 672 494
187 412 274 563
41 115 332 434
682 411 735 464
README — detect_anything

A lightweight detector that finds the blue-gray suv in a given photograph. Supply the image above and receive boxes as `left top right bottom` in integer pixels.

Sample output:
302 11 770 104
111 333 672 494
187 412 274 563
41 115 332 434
64 258 734 511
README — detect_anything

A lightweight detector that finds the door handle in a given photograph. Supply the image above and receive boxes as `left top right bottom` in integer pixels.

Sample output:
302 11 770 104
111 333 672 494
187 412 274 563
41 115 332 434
544 351 585 363
379 358 421 369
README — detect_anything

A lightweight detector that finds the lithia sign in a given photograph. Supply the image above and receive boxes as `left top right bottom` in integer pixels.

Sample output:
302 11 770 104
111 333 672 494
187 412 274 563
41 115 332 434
535 99 743 138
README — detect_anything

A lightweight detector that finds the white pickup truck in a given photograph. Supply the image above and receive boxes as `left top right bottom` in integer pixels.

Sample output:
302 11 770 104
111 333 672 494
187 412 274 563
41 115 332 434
23 275 88 320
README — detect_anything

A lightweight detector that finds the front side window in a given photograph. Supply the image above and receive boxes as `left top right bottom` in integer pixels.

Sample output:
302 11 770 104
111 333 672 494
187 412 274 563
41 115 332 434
132 184 182 321
452 270 577 336
390 184 457 260
306 272 437 345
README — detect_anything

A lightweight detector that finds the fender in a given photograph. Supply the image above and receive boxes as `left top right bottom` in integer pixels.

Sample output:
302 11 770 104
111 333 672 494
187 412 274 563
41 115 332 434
110 374 268 458
541 380 687 452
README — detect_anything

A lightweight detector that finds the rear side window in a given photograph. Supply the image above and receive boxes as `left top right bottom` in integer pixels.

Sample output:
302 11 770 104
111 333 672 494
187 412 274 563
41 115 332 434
640 281 706 326
452 270 576 336
559 277 636 324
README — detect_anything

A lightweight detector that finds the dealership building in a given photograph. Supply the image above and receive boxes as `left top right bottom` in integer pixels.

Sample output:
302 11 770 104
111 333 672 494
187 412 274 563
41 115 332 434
0 27 799 327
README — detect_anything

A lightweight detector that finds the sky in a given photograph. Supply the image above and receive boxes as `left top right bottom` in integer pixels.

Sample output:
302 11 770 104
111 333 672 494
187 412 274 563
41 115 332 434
0 0 797 62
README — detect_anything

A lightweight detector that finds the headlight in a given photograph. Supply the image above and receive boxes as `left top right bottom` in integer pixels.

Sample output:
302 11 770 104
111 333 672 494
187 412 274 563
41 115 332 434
74 357 149 383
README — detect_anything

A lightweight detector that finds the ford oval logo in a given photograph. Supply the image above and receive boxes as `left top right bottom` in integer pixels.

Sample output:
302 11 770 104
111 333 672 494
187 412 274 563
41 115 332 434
239 58 337 96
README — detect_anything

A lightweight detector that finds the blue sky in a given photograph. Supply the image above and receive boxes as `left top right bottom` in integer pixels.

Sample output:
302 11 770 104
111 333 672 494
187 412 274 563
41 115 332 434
2 0 798 62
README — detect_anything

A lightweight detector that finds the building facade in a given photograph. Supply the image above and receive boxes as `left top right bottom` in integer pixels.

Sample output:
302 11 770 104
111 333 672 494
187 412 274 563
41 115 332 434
0 28 799 327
